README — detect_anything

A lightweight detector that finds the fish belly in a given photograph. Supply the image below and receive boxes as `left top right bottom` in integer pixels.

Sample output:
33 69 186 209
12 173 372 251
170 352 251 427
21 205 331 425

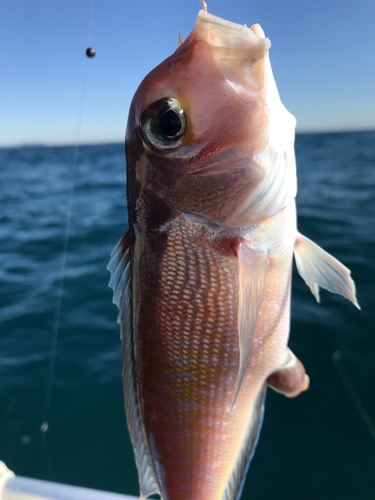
131 207 294 500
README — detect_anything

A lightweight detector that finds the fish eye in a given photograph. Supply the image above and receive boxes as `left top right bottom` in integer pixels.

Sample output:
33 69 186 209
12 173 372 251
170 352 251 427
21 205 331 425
140 98 186 152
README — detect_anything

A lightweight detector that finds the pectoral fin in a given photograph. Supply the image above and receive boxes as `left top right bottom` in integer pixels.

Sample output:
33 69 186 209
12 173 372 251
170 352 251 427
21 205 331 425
294 232 360 309
232 243 269 408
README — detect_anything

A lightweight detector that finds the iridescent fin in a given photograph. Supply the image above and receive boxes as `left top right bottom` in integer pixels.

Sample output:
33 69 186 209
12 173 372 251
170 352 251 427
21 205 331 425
108 232 161 500
221 386 266 500
294 232 360 309
267 347 310 398
232 243 269 408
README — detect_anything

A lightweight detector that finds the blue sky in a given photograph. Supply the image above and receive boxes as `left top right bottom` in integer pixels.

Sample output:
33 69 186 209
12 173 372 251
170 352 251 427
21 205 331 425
1 0 374 146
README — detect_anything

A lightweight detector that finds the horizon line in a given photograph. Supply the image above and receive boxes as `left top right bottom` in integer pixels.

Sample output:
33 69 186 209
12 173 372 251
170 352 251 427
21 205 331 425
1 127 374 149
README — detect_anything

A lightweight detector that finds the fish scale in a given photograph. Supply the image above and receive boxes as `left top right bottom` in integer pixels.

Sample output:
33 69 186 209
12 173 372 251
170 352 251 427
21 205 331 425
132 212 288 499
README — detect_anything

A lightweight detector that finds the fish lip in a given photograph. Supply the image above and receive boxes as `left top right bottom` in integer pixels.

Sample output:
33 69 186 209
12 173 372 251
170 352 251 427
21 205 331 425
193 10 271 57
189 145 254 176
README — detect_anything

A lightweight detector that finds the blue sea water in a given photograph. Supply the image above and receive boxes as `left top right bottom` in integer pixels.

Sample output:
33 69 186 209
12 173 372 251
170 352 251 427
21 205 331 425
1 131 374 499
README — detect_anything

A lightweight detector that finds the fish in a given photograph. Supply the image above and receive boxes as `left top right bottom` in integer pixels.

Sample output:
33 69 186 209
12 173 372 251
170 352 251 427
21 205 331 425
108 9 360 500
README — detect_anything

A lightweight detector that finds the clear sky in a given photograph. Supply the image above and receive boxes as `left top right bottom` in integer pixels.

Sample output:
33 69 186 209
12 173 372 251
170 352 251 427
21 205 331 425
1 0 374 146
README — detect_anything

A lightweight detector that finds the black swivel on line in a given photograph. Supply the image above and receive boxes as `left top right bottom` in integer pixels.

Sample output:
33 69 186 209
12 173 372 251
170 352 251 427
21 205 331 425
86 47 96 58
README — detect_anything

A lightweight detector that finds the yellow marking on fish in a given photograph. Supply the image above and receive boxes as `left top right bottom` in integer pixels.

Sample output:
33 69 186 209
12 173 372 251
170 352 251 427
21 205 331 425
179 31 182 46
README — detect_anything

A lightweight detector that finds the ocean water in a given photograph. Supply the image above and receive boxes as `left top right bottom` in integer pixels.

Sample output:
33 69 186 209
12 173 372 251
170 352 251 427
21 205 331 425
1 131 374 499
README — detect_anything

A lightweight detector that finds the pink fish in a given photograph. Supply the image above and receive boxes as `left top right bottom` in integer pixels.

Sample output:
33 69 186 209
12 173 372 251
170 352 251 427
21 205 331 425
108 10 359 500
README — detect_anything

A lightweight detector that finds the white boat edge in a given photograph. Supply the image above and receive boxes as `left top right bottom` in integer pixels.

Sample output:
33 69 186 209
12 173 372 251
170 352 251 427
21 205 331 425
0 461 137 500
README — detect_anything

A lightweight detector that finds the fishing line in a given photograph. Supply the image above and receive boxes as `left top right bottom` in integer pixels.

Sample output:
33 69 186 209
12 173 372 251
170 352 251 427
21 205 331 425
332 351 375 444
41 0 96 478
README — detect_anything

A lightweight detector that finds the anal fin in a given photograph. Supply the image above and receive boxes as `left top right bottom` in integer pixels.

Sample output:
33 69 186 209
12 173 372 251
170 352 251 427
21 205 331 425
267 347 310 398
232 243 269 408
294 232 360 309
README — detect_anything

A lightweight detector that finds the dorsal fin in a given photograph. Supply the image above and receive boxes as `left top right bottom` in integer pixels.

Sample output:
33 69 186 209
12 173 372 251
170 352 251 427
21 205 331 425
108 231 161 499
232 243 269 408
294 232 360 309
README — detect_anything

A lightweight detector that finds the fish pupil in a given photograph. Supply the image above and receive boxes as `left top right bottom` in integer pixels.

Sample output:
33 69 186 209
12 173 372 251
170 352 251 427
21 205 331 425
157 109 182 138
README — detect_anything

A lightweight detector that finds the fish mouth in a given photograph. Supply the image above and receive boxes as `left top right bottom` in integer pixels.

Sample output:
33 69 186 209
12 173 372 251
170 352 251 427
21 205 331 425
193 10 270 58
189 145 258 176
